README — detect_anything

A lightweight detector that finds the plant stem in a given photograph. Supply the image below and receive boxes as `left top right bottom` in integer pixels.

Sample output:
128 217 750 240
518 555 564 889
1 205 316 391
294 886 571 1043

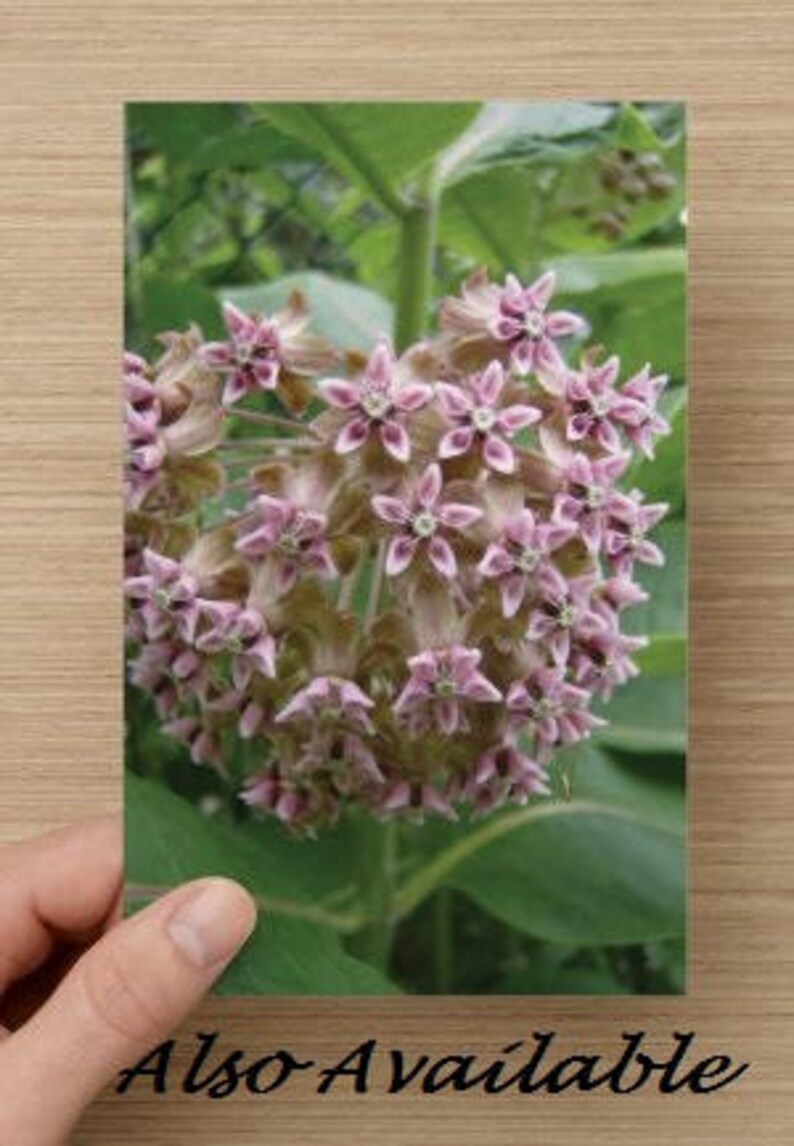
394 196 438 352
350 817 397 971
350 184 439 975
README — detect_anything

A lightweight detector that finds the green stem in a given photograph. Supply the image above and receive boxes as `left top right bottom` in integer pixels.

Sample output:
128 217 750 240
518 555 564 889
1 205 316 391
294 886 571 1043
350 817 397 970
394 197 438 352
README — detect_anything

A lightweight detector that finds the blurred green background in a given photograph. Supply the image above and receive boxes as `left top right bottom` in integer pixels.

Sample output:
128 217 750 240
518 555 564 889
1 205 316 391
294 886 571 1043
126 101 687 995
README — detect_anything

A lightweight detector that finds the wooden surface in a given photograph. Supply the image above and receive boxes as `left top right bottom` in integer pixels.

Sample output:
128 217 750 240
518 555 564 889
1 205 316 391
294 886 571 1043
1 1 793 1142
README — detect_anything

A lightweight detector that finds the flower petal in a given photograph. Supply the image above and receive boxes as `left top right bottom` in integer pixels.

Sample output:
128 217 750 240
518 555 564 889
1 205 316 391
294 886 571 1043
475 361 505 406
372 494 411 525
386 534 418 576
417 462 443 508
319 378 360 409
335 416 370 454
394 382 433 412
497 403 541 435
436 382 472 419
438 425 475 459
380 419 411 463
483 434 516 474
436 501 483 530
428 535 458 579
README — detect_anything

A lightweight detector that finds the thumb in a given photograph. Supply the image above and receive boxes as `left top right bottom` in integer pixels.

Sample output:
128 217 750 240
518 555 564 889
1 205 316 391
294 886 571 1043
0 877 256 1146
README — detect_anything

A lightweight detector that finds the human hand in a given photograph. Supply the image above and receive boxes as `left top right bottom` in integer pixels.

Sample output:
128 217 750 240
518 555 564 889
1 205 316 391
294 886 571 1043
0 816 256 1145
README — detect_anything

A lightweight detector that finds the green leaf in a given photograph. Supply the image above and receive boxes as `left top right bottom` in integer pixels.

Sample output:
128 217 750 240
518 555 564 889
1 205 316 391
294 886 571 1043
134 274 224 349
396 799 684 945
220 271 393 352
126 773 398 994
595 675 686 755
613 102 664 152
255 103 480 214
551 248 687 380
636 634 687 676
437 101 617 185
557 743 685 836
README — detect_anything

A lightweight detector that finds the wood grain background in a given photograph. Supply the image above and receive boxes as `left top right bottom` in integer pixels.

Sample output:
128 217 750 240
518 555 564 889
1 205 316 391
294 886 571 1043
1 1 793 1142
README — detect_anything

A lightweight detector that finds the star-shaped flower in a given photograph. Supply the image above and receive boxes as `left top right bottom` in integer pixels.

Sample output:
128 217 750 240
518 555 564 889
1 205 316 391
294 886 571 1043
319 340 432 463
490 271 587 378
477 507 574 617
372 462 483 579
437 361 540 475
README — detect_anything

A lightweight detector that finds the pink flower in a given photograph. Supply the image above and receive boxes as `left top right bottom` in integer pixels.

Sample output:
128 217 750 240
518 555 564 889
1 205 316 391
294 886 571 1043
613 365 670 459
437 361 540 475
562 355 633 451
572 626 648 701
464 744 549 815
526 565 605 666
376 779 457 822
319 340 432 463
604 494 668 574
275 675 375 734
293 729 383 785
194 600 277 688
236 494 337 594
394 645 502 736
241 769 331 830
372 462 483 579
202 302 283 406
553 452 633 553
125 549 201 642
506 666 604 749
478 507 574 617
490 272 586 378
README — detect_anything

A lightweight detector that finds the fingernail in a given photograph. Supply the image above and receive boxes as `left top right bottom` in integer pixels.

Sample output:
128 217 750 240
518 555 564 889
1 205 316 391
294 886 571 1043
167 880 257 969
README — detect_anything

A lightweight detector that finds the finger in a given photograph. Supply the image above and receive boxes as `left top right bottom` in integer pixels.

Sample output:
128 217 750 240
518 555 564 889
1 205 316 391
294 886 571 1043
0 877 256 1146
0 817 122 990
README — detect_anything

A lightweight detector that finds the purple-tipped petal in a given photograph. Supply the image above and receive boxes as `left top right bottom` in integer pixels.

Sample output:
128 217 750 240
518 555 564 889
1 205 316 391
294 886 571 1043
417 462 443 508
320 378 360 409
380 419 411 463
335 416 370 454
439 425 475 459
483 434 516 474
436 501 483 530
386 534 418 576
372 494 411 525
428 535 458 579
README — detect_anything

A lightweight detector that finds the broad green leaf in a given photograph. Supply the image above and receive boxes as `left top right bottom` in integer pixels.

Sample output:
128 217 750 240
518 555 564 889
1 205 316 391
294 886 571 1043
400 800 685 945
134 274 224 349
551 248 687 380
126 773 398 994
636 634 687 676
596 675 686 755
129 103 238 162
220 271 393 351
437 101 617 185
556 743 685 835
256 103 480 214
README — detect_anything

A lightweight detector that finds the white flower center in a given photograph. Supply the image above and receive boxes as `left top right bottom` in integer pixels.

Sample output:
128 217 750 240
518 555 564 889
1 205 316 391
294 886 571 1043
472 405 497 432
585 484 605 510
590 394 611 417
558 602 577 629
516 547 541 573
434 675 457 698
154 587 173 609
630 525 646 546
412 510 437 538
361 389 391 419
525 311 546 339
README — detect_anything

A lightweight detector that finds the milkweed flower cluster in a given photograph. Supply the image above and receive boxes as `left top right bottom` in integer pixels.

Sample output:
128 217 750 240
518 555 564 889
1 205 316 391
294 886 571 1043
125 270 670 834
